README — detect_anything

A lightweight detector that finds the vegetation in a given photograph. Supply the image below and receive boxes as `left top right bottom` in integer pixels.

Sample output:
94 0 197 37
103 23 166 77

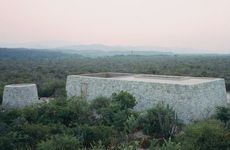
138 103 181 139
176 120 230 150
1 91 230 149
1 48 230 149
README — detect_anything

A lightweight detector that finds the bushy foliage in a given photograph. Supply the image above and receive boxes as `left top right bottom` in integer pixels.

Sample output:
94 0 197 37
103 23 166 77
37 134 81 150
176 120 230 150
0 122 52 150
91 91 138 131
216 106 230 125
0 91 139 149
111 91 137 110
21 97 91 126
138 103 181 139
1 91 230 149
72 125 117 148
150 138 181 150
116 140 140 150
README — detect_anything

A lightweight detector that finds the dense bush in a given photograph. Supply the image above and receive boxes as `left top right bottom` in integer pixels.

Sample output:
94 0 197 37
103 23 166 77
0 91 139 149
1 91 230 149
150 138 181 150
72 125 118 148
176 120 230 150
138 103 181 139
111 91 137 110
37 134 81 150
91 91 138 131
216 106 230 124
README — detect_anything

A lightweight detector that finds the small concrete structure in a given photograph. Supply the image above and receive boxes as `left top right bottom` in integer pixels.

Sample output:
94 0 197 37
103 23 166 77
2 84 39 109
66 72 227 123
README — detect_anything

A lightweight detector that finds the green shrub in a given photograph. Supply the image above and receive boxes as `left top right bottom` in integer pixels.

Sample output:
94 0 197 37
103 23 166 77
216 106 230 124
124 114 139 133
0 123 51 150
150 138 181 150
14 123 51 148
0 109 22 124
116 140 140 150
88 141 106 150
90 91 138 131
21 97 91 126
37 134 81 150
138 103 181 139
176 119 230 150
72 125 117 148
112 91 137 110
0 133 23 150
90 96 110 110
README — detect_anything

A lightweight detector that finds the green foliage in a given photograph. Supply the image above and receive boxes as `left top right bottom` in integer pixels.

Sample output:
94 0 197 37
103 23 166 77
37 134 81 150
21 97 91 126
0 92 139 149
0 122 52 150
88 141 106 150
91 91 137 131
112 91 137 110
138 103 181 139
13 123 51 148
150 138 181 150
116 140 140 150
216 106 230 124
124 114 139 133
90 96 110 110
72 125 117 148
176 120 230 150
1 86 230 149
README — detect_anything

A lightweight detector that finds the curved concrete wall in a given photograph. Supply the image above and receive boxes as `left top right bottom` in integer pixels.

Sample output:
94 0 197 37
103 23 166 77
66 74 227 123
2 84 39 109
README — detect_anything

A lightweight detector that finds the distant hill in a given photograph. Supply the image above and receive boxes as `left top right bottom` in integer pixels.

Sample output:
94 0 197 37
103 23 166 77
0 46 174 58
0 48 80 60
55 44 174 57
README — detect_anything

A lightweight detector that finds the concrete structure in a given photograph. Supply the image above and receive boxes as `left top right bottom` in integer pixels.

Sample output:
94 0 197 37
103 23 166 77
66 72 228 123
2 84 39 109
227 92 230 104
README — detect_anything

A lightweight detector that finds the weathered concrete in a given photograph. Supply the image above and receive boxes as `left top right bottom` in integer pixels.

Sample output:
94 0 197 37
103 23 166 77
66 72 228 123
227 92 230 104
2 84 39 109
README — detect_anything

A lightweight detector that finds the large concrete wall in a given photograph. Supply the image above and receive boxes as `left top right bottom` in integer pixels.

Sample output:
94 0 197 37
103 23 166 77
66 74 227 123
2 84 39 109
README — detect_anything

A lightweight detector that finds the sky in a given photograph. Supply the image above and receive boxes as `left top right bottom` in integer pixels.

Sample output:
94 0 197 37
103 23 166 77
0 0 230 53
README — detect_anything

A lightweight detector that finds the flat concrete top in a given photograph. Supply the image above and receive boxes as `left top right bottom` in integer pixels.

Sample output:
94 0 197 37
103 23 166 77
72 72 223 85
5 83 36 88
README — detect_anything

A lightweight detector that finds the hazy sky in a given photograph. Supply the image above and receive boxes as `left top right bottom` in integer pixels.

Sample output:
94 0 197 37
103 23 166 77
0 0 230 53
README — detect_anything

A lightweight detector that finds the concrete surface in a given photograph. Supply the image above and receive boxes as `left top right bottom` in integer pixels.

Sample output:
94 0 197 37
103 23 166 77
2 83 39 109
66 72 227 123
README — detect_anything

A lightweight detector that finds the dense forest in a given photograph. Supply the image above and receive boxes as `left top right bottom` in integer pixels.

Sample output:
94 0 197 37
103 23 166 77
1 48 230 149
0 48 230 103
